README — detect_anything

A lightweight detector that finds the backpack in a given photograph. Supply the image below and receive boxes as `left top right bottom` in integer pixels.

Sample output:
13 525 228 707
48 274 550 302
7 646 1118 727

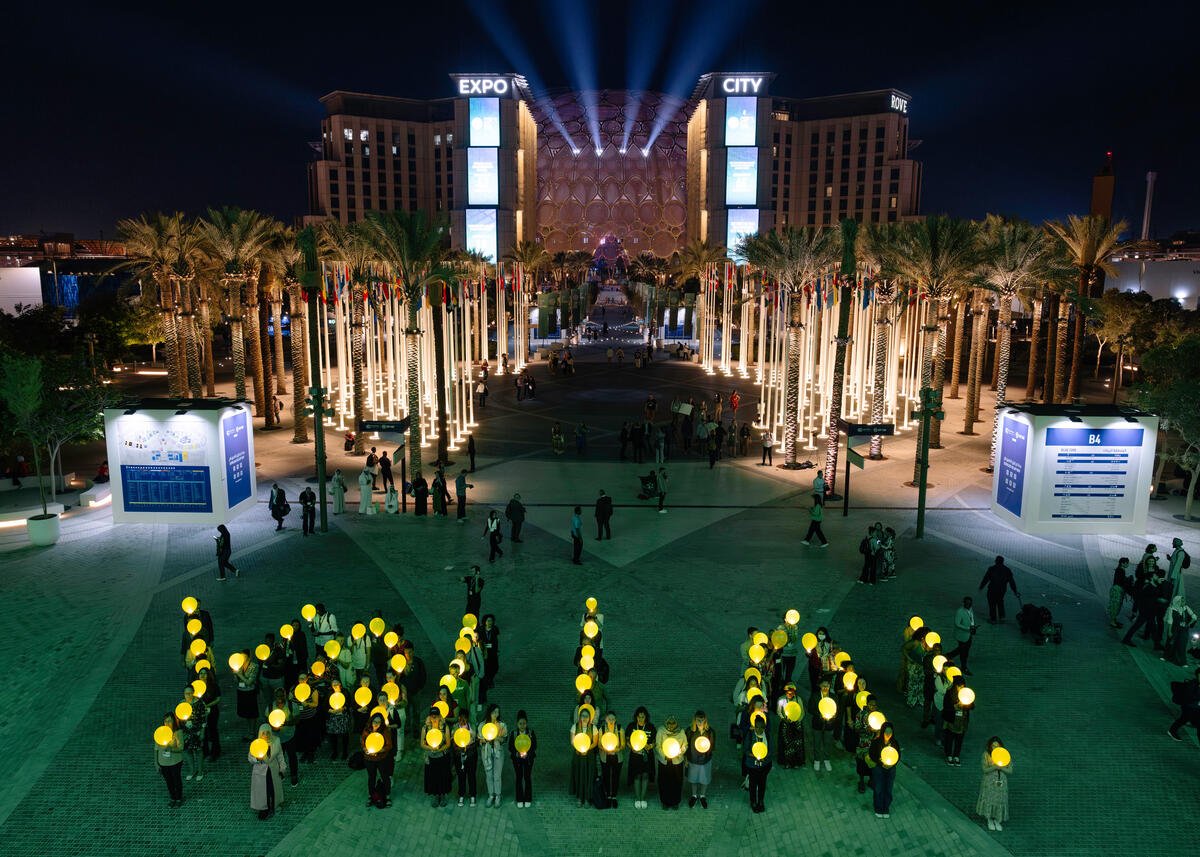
1183 551 1192 570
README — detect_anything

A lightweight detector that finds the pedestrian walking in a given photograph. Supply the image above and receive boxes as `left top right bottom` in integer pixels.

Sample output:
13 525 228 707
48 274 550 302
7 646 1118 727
484 511 504 562
467 433 477 472
155 712 186 807
655 468 668 513
214 525 239 580
945 597 977 675
570 506 583 565
1167 667 1200 742
595 489 613 540
942 677 971 764
1108 557 1132 628
509 710 537 807
455 470 474 522
378 452 394 491
299 486 316 535
760 430 773 465
976 737 1012 831
801 500 828 546
575 423 589 456
979 557 1021 623
504 493 525 541
268 484 289 530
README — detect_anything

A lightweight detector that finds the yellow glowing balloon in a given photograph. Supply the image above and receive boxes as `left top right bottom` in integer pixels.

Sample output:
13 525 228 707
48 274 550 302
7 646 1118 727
191 679 207 698
228 652 246 672
834 651 852 668
663 737 682 758
514 734 532 753
908 615 924 631
868 710 885 731
743 668 762 685
924 631 941 648
425 728 444 749
770 629 789 649
784 700 802 722
181 596 198 615
324 640 341 659
433 700 449 719
583 620 599 639
354 686 373 707
880 745 899 767
750 631 767 649
301 604 317 621
585 597 598 612
577 704 596 723
842 670 858 691
748 644 766 664
856 690 871 709
600 732 619 753
481 722 499 742
174 702 192 722
194 659 211 674
932 654 947 674
384 631 399 649
370 705 390 724
463 613 478 629
450 657 467 676
458 626 476 640
382 681 400 703
629 729 648 752
249 738 269 760
694 735 712 753
186 618 202 636
365 732 385 754
801 632 818 652
454 727 472 748
154 725 174 747
310 661 326 677
575 673 593 693
991 747 1011 767
189 639 207 657
580 655 595 671
440 674 458 693
945 666 962 683
572 732 591 754
958 687 976 706
750 710 766 727
746 687 764 702
369 617 386 636
818 697 837 720
454 637 471 654
279 623 294 640
785 608 801 626
294 682 311 702
268 708 287 729
329 691 346 712
255 644 271 661
581 644 596 659
751 740 768 760
390 654 407 673
351 622 366 640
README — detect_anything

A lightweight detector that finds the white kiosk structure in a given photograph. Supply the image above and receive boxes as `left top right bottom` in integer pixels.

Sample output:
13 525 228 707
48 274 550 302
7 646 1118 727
103 398 257 526
991 404 1158 536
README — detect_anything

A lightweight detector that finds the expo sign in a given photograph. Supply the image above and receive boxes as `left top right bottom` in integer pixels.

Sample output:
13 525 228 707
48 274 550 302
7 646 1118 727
722 76 764 94
458 77 509 96
890 94 908 113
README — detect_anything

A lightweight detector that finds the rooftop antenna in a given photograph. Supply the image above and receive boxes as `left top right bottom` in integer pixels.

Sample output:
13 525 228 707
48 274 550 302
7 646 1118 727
1140 171 1157 241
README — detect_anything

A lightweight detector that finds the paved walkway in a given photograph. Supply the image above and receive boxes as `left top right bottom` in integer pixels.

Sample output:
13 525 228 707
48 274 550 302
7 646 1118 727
1 324 1197 857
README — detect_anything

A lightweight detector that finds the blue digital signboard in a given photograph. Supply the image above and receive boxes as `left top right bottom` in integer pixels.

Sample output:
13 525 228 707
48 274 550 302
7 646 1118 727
467 148 499 205
223 411 252 508
726 147 759 205
725 96 757 146
465 209 498 262
469 97 500 147
996 416 1029 517
120 465 213 513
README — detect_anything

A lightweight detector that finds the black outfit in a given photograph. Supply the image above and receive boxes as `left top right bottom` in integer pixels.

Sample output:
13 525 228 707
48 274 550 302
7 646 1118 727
269 488 288 530
505 499 525 541
595 495 613 540
299 488 316 535
201 678 222 760
1168 678 1200 740
159 760 183 802
454 741 478 799
619 426 629 460
180 610 215 656
979 561 1020 622
1123 580 1168 646
868 736 900 814
478 626 500 703
412 477 429 515
631 425 644 463
379 457 394 491
509 729 537 804
467 436 476 472
465 577 484 619
761 443 773 465
364 738 394 806
215 533 238 579
366 453 378 490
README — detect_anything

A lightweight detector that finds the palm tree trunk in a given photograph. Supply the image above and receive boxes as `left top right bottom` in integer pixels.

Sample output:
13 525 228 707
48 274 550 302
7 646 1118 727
405 299 424 478
948 298 967 399
990 327 1001 391
783 317 802 466
260 299 277 428
988 295 1014 470
272 298 288 394
930 298 951 448
868 308 891 459
1110 344 1123 404
1042 294 1057 404
246 277 267 420
912 312 938 485
178 279 202 397
198 292 216 397
1054 304 1071 404
351 287 366 456
1025 296 1041 400
823 282 854 488
432 297 450 466
288 284 310 443
227 277 247 402
962 298 982 434
1065 304 1085 403
970 301 988 423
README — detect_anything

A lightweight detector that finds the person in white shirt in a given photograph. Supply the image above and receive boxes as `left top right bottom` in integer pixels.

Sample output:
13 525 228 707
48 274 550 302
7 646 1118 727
310 604 338 649
944 597 977 675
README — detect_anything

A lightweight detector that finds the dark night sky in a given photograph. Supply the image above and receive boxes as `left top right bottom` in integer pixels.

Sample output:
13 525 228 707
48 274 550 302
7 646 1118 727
3 0 1197 239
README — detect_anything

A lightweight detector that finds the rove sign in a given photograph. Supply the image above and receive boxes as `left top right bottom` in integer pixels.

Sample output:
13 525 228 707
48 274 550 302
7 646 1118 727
722 76 763 94
890 94 909 113
458 77 509 96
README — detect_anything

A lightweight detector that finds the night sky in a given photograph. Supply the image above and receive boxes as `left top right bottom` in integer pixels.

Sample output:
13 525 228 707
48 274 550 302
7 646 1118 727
3 0 1196 239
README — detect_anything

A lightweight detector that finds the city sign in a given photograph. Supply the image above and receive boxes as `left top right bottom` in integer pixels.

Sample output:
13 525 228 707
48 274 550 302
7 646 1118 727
458 78 509 96
890 94 909 113
360 418 411 433
836 419 895 437
722 76 764 94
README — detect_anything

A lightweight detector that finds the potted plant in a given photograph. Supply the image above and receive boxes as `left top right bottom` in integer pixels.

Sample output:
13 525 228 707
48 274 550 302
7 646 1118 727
0 352 59 545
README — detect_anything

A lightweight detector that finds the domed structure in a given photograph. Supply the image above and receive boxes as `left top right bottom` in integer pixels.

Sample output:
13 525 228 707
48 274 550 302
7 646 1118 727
532 90 689 258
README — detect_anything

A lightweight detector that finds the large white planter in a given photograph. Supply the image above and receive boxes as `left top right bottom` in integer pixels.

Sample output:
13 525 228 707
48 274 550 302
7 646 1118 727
26 513 61 546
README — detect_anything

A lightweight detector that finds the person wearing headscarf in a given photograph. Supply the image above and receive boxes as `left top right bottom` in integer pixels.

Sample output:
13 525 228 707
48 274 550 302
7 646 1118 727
357 469 373 514
774 683 806 768
421 708 452 807
654 715 687 809
1164 595 1198 666
684 710 714 808
329 469 347 514
248 723 285 819
976 736 1012 831
598 710 626 808
568 705 598 807
867 721 900 818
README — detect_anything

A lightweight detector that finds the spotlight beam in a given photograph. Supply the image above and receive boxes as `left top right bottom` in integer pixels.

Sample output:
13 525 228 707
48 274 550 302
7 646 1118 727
622 0 672 153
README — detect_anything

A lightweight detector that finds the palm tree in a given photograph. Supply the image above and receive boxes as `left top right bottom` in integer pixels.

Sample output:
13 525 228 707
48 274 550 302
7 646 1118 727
629 252 670 333
1045 214 1127 403
1023 283 1045 401
319 220 375 456
888 217 980 476
361 210 458 477
263 230 311 443
859 224 904 459
505 241 550 358
675 239 727 358
197 208 276 405
738 227 839 467
823 219 860 486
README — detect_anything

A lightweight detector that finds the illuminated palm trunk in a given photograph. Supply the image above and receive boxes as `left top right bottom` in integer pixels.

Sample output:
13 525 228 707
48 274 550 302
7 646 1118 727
288 282 309 443
405 295 424 478
177 276 202 398
963 294 983 434
1025 295 1041 400
246 279 268 420
783 305 803 465
198 291 216 397
351 283 366 455
930 297 951 448
911 312 938 484
988 288 1015 470
868 286 895 459
225 276 247 402
823 282 853 487
271 297 288 395
948 298 967 399
1053 302 1070 404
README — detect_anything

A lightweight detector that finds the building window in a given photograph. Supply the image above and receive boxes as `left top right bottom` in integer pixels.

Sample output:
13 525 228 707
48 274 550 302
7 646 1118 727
447 133 454 144
887 210 897 222
434 134 442 146
824 185 833 198
889 195 898 209
343 128 353 141
359 129 369 142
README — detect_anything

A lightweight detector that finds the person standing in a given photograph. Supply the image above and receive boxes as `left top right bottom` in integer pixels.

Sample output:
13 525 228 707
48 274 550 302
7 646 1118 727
774 683 806 769
625 707 656 809
197 666 222 762
812 473 826 504
268 484 289 530
979 557 1021 623
945 597 977 675
455 470 475 522
467 433 477 472
808 680 834 771
362 712 395 808
479 704 508 807
575 423 589 456
378 452 394 492
976 736 1012 831
760 430 773 466
1164 596 1198 666
357 469 373 514
450 710 479 806
867 722 900 818
422 709 453 807
595 490 613 540
1167 667 1200 742
155 712 186 807
685 710 714 808
942 677 971 765
180 685 207 782
299 486 316 536
478 615 500 705
743 713 772 813
234 651 261 740
655 715 687 810
598 711 625 808
568 707 598 808
329 469 347 515
249 723 285 819
655 468 668 513
631 421 645 464
570 506 584 565
509 710 537 807
504 493 525 542
411 472 429 515
619 422 630 461
431 470 450 517
801 500 828 547
1108 557 1132 629
1166 538 1190 599
484 511 504 562
214 525 239 580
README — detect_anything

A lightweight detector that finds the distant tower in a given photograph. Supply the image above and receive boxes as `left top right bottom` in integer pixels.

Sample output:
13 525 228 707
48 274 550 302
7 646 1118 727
1090 151 1114 220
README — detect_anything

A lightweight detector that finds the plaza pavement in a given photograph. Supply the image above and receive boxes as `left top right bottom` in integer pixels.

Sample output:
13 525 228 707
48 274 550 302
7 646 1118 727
0 324 1197 857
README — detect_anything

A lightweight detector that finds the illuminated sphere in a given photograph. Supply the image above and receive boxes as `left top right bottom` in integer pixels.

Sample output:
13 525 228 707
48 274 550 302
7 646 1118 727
440 674 458 694
228 652 246 672
924 631 941 648
855 690 870 709
365 732 385 754
880 745 899 767
750 711 766 727
370 705 390 723
450 657 467 676
601 732 619 753
294 683 311 702
908 615 924 631
390 654 407 673
751 741 768 760
255 644 271 661
585 597 598 612
354 686 373 707
663 737 682 759
329 691 346 712
310 661 326 677
945 666 962 683
577 704 596 723
458 627 476 641
425 728 444 749
384 631 399 649
958 687 976 706
801 632 818 652
369 617 386 636
383 681 400 703
481 723 499 742
351 622 366 640
818 697 837 720
752 631 769 648
189 639 207 657
842 670 858 691
694 735 712 753
581 644 596 659
280 624 294 640
834 651 852 668
194 659 210 674
301 604 317 621
784 608 801 626
784 701 802 722
268 709 287 729
770 630 789 650
575 673 593 693
868 711 885 731
463 613 478 629
745 688 764 705
181 596 198 615
629 729 648 752
249 738 269 760
932 654 947 674
743 667 762 684
455 637 471 654
324 640 341 659
174 702 192 722
583 620 599 639
991 747 1011 767
573 732 591 754
154 725 174 747
186 618 202 636
191 679 207 698
514 734 532 753
580 655 595 671
748 644 766 664
454 727 472 748
433 700 449 718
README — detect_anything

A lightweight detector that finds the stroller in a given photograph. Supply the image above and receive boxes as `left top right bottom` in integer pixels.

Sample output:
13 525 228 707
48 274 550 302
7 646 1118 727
1017 603 1063 645
637 471 660 500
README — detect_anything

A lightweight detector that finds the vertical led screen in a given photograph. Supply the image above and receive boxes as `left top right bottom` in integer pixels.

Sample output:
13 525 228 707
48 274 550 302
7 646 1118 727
727 209 759 261
726 147 758 206
222 410 252 508
467 148 499 206
995 415 1029 517
469 97 500 147
725 97 757 146
465 209 498 262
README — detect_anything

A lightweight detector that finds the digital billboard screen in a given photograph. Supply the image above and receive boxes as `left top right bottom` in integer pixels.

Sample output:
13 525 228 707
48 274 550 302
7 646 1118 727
726 209 759 260
465 209 498 262
725 97 757 146
469 97 500 147
467 148 499 206
726 147 758 206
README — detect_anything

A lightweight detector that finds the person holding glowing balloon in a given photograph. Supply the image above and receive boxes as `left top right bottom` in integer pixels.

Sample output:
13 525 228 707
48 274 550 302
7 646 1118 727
685 711 715 808
508 710 537 807
866 721 900 818
655 715 688 809
248 723 285 819
153 712 186 807
976 736 1012 832
479 704 508 807
568 705 599 807
421 707 453 807
742 712 772 813
625 707 657 809
361 711 395 809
